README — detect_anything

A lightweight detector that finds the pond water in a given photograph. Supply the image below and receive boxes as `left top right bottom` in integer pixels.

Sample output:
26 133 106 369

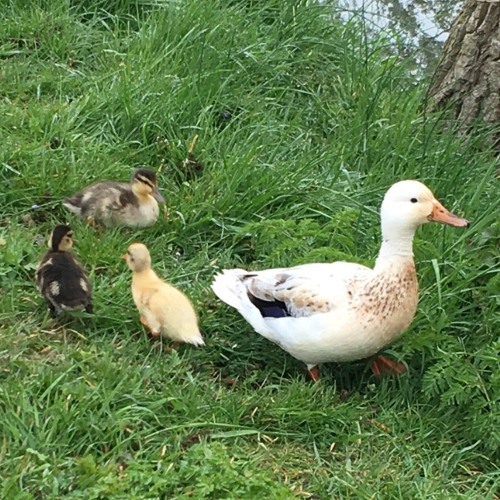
338 0 463 70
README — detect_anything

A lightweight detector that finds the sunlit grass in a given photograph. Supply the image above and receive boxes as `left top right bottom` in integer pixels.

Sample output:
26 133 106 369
0 0 499 497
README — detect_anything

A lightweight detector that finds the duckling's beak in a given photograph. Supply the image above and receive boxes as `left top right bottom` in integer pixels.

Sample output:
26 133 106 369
428 200 469 227
121 254 128 261
152 187 165 203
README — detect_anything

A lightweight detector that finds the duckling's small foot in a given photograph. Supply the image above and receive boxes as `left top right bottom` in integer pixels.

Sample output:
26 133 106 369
47 301 60 317
162 341 181 353
307 365 320 383
86 216 103 231
370 355 406 377
140 315 160 338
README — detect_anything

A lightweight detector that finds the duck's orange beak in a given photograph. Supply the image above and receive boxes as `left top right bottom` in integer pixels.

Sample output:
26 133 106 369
121 254 128 261
428 200 469 227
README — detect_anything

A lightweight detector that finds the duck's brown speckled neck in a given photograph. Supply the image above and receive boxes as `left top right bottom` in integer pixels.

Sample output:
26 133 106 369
356 259 419 327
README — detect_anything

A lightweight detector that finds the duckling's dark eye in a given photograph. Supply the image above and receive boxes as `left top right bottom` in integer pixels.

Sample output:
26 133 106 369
410 198 418 203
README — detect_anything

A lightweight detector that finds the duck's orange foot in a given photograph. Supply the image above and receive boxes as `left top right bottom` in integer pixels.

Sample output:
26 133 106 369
307 365 320 383
370 355 406 377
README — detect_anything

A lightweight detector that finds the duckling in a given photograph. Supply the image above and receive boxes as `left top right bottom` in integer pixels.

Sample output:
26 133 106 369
35 225 93 316
63 168 165 228
122 243 204 347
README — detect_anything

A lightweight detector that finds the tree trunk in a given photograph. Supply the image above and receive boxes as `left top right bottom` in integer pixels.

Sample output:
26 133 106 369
428 0 500 134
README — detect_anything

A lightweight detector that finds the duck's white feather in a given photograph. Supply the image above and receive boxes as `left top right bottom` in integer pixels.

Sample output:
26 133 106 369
211 180 468 372
212 261 415 365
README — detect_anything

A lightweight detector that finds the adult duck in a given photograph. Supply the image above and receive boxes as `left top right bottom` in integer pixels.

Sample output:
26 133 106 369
211 180 468 381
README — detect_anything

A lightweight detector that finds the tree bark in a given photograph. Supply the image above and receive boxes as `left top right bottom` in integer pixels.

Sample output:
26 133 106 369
428 0 500 133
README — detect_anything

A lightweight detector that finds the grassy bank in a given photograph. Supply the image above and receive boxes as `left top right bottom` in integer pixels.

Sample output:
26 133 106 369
1 0 498 497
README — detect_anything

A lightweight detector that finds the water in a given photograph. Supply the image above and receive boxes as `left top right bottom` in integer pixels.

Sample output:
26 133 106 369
340 0 461 40
338 0 463 70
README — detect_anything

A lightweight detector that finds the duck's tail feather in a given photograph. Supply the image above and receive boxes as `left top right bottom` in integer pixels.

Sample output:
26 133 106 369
211 269 249 310
211 269 275 337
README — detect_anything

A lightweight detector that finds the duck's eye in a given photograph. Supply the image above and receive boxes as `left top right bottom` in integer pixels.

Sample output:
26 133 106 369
410 198 418 203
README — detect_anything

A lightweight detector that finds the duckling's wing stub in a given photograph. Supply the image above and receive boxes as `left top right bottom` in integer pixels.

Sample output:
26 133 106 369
36 252 92 312
117 188 139 208
64 182 135 220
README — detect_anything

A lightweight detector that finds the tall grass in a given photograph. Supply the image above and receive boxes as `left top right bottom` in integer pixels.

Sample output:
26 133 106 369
1 0 499 497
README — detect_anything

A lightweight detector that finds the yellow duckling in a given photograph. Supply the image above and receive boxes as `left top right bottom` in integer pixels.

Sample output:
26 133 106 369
212 180 468 381
122 243 204 346
63 168 165 228
35 225 93 316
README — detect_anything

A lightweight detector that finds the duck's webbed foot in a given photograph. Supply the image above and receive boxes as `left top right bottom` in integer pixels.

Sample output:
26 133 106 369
307 365 320 383
370 355 406 377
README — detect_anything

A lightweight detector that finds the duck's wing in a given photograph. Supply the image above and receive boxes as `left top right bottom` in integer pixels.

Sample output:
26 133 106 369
212 262 372 320
244 262 371 319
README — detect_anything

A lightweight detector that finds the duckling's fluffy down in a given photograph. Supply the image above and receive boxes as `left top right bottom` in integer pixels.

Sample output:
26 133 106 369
134 280 205 346
36 252 92 315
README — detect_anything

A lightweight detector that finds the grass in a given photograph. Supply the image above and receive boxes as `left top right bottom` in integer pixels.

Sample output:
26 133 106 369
1 0 499 497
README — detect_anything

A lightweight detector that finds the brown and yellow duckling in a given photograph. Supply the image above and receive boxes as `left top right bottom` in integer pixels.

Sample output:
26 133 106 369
122 243 204 347
36 225 93 316
63 168 165 228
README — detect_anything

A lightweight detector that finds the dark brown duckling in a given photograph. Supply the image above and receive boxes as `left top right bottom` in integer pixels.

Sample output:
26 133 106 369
35 225 93 316
62 168 165 228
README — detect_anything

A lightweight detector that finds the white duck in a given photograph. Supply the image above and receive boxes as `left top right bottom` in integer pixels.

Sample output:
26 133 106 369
211 180 468 381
